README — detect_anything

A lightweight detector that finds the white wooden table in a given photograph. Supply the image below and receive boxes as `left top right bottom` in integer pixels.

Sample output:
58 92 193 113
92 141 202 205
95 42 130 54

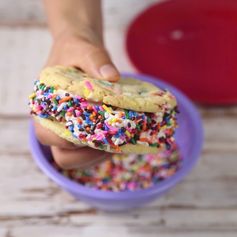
0 1 237 236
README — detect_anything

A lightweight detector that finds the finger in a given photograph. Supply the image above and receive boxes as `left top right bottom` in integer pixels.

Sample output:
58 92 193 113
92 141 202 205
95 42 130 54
59 39 120 82
51 146 112 169
75 45 120 82
34 121 77 149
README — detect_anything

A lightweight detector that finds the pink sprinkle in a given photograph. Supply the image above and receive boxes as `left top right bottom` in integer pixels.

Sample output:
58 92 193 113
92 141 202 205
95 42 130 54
76 96 82 100
127 182 136 190
80 102 88 108
67 107 74 112
75 110 81 116
85 81 93 91
36 105 42 111
105 122 118 134
94 134 104 141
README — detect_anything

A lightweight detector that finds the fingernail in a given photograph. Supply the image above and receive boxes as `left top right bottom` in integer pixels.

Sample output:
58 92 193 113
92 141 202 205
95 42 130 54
99 64 119 81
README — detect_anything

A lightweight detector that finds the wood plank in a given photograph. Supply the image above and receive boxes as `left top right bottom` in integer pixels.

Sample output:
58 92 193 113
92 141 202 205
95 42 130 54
0 27 51 116
0 228 7 237
0 153 92 217
5 225 237 237
0 0 158 26
203 117 237 152
68 209 237 230
103 0 159 29
0 119 29 154
0 150 236 217
204 117 237 143
200 106 237 117
0 0 45 25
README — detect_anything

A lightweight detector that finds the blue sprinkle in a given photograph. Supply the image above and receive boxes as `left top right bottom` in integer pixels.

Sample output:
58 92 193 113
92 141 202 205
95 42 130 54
73 98 79 104
114 133 120 138
162 163 170 169
95 105 100 111
84 112 90 117
69 125 74 132
39 114 49 118
103 138 109 144
128 111 138 118
104 124 109 131
85 118 91 123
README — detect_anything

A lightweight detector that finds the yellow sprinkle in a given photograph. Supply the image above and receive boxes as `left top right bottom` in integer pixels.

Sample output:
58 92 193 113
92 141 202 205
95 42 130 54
125 131 131 137
102 105 112 113
110 118 117 123
63 130 71 137
84 88 90 98
29 93 36 99
108 118 117 125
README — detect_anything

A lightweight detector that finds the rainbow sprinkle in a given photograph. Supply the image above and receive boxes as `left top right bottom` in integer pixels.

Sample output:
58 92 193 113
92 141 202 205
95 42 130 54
29 80 178 152
52 143 182 192
84 80 94 91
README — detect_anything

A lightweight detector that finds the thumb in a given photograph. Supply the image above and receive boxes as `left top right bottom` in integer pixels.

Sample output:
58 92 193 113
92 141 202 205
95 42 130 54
71 43 120 82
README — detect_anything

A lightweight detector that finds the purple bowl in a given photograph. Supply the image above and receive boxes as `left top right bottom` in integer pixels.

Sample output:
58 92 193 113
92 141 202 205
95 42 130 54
29 73 203 211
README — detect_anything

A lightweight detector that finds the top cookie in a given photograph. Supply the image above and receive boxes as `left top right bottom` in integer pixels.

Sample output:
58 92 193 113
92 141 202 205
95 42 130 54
39 66 177 113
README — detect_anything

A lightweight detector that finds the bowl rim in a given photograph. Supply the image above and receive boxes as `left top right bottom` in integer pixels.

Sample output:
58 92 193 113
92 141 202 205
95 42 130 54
29 73 204 200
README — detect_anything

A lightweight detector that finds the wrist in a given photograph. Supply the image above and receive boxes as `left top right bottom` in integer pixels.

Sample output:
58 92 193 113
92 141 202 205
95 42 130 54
52 23 104 47
43 0 103 45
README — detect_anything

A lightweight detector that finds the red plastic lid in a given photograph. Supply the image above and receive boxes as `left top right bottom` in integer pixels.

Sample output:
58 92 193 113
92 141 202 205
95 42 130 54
126 0 237 104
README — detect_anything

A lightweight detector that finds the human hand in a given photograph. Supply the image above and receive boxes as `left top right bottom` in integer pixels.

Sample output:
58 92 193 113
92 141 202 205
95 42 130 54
46 27 120 82
34 26 119 169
